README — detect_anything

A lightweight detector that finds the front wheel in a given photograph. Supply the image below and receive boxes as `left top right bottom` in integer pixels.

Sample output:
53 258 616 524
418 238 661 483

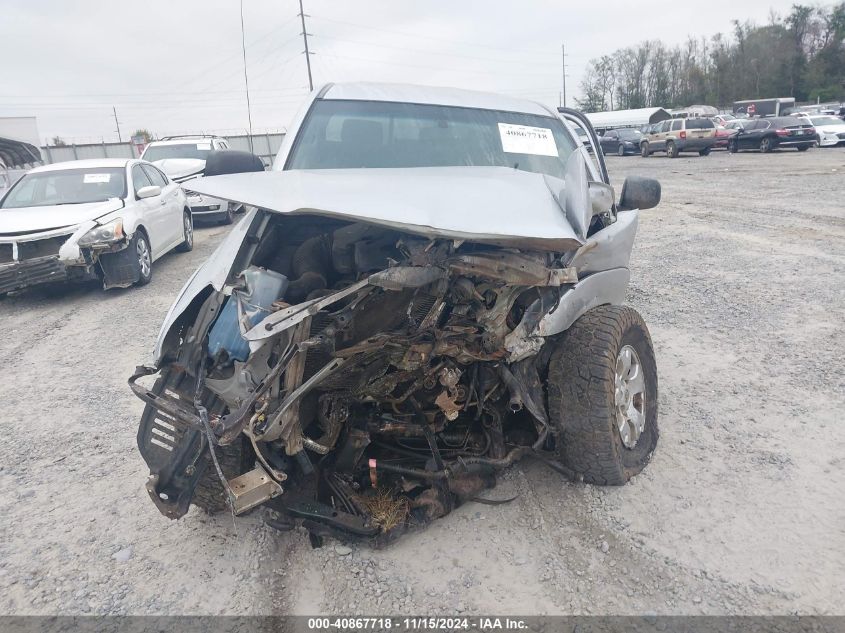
760 137 773 153
617 144 626 157
666 141 679 158
698 147 711 156
728 140 738 153
175 211 194 252
133 232 152 286
796 145 810 152
640 142 649 157
547 305 658 485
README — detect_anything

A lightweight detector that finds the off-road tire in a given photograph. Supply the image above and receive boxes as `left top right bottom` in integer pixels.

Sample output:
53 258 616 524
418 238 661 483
760 137 773 153
192 436 254 514
640 142 649 157
547 305 658 485
698 147 711 156
666 141 679 158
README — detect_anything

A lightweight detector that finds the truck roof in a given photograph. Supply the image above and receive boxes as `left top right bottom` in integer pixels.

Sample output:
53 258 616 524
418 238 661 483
320 82 556 118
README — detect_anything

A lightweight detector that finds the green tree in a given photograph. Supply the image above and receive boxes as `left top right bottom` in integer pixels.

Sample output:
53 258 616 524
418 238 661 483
132 129 154 143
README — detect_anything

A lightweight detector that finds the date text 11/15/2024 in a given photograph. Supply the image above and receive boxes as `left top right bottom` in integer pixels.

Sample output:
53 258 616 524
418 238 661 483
307 617 529 631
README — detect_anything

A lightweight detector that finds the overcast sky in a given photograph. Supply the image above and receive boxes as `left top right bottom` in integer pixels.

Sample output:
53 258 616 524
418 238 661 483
2 0 793 143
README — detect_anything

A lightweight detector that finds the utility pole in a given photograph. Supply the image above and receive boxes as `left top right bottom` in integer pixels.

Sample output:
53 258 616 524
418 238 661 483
298 0 313 91
561 44 568 108
239 0 254 149
112 106 122 143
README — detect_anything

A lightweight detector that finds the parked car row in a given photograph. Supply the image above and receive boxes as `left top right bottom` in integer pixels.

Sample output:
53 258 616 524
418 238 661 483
596 109 845 158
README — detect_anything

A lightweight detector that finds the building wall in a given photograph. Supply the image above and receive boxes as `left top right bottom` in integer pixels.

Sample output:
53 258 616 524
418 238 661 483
0 117 41 147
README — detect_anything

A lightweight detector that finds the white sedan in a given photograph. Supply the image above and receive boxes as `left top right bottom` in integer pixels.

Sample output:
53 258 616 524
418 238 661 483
0 158 192 295
808 115 845 147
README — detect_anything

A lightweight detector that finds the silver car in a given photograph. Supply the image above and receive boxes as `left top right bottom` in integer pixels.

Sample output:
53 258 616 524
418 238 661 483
131 83 661 542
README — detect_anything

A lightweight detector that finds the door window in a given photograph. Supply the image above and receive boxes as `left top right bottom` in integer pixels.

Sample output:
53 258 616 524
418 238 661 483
142 164 167 187
671 120 682 131
132 164 153 197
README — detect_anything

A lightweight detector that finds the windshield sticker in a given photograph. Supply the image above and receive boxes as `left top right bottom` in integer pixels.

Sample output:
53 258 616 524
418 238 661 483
498 123 558 156
196 143 212 150
83 173 112 183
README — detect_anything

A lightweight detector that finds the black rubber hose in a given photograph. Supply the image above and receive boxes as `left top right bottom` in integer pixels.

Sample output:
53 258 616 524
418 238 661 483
286 235 331 303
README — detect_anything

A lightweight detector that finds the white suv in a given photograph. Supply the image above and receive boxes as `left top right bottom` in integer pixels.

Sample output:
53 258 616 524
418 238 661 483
140 136 240 224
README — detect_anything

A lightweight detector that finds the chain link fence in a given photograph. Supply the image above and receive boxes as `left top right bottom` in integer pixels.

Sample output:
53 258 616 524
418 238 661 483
40 132 285 165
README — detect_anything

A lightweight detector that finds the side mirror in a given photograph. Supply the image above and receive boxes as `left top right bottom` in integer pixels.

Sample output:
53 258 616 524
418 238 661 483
137 185 161 199
204 150 266 177
618 176 660 211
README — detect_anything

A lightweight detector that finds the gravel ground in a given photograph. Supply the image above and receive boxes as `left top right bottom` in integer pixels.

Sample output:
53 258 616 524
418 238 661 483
1 149 843 616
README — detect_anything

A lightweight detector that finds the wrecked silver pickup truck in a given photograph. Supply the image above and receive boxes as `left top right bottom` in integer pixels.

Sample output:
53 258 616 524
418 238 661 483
132 83 661 543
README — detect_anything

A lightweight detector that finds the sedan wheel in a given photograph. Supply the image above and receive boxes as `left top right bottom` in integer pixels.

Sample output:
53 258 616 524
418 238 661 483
176 212 194 252
640 142 649 157
617 144 625 156
135 232 152 286
760 137 773 153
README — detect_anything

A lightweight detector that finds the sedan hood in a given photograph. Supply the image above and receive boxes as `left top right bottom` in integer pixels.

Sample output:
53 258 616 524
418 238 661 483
186 167 583 251
153 158 205 181
0 198 123 235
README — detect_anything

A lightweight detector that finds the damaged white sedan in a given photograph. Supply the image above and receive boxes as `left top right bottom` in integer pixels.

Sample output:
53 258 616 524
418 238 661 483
0 158 192 294
131 83 662 544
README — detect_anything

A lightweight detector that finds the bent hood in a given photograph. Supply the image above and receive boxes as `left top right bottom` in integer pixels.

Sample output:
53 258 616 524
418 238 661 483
186 166 583 251
153 158 205 181
0 198 123 235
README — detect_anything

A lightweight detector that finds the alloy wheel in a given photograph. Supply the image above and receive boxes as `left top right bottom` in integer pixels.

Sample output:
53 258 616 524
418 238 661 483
614 345 647 449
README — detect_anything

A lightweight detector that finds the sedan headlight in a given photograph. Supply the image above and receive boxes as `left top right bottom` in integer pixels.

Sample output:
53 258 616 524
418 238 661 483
78 218 124 247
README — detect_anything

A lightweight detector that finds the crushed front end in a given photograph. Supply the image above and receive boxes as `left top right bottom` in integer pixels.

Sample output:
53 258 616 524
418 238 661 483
132 210 584 542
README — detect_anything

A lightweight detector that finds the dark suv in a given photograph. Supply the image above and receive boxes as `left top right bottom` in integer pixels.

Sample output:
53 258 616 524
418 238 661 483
728 117 816 153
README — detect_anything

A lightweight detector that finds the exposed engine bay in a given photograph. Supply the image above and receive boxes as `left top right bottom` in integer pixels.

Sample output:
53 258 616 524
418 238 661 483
132 211 589 542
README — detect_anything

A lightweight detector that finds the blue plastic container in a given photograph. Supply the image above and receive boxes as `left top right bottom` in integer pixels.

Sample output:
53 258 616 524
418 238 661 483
207 266 289 362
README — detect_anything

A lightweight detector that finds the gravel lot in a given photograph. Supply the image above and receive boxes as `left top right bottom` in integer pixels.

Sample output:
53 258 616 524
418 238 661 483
1 148 843 616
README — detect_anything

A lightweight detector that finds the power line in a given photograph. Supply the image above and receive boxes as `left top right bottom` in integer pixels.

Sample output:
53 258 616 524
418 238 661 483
312 33 560 67
175 13 302 93
0 85 310 100
310 15 554 59
319 51 556 77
